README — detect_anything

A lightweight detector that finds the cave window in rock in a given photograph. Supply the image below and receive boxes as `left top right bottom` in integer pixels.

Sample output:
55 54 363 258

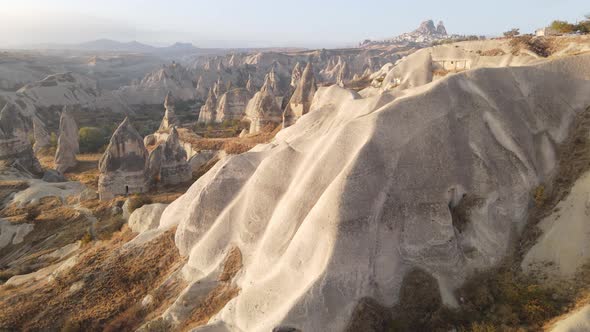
125 185 129 195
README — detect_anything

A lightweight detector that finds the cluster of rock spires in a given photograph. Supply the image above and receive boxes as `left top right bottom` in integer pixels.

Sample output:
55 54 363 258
98 95 192 200
361 19 450 47
283 62 317 127
0 103 42 174
54 107 79 174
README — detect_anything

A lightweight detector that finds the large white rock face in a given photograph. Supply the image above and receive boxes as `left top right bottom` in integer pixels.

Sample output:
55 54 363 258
54 107 79 174
0 103 42 174
98 118 149 200
158 55 590 331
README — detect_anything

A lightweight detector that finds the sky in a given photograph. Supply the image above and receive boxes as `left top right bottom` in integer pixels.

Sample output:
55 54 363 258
0 0 588 48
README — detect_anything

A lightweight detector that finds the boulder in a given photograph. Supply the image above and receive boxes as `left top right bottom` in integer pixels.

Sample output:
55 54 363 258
54 107 79 174
42 170 66 183
98 117 149 201
128 203 168 233
188 150 217 173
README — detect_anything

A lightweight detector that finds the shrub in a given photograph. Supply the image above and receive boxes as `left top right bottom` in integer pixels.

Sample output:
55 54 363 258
127 194 153 213
50 132 58 148
550 20 576 34
503 28 520 38
79 127 108 153
80 230 93 245
533 185 545 207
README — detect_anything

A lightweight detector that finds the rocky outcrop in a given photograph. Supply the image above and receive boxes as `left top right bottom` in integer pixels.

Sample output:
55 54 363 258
32 116 50 154
336 60 350 87
437 21 447 35
160 127 192 185
0 103 42 174
198 88 218 124
290 62 303 88
156 55 590 332
246 74 255 93
283 62 317 127
158 91 179 132
128 203 169 233
98 118 149 200
54 107 79 174
245 73 282 134
195 76 207 100
213 78 226 98
215 88 251 122
148 127 191 186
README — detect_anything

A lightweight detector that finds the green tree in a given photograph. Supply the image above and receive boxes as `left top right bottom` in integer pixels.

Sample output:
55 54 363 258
79 127 108 153
503 28 520 38
550 20 576 33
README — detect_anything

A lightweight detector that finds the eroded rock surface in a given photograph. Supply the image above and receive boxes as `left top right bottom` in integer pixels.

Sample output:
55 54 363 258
54 107 79 174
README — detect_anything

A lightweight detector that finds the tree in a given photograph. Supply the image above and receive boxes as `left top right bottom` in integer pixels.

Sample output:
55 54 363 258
550 20 576 33
503 28 520 38
79 127 108 153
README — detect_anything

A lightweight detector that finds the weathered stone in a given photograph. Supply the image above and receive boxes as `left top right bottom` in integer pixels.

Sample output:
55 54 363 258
32 116 50 154
198 88 217 124
128 203 168 233
160 127 192 185
42 170 66 183
98 117 149 201
290 62 303 87
215 88 251 122
54 107 79 174
0 103 42 174
245 72 282 134
283 62 317 127
158 91 179 132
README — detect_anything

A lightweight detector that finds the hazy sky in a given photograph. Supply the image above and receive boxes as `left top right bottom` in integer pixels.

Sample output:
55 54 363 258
1 0 588 48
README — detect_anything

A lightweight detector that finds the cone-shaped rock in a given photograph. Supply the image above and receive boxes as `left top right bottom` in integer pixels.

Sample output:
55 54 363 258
290 62 303 88
0 103 42 174
283 62 317 127
54 107 79 174
98 117 149 200
32 116 50 154
198 88 217 124
160 127 191 185
245 73 282 134
215 88 251 123
159 91 180 132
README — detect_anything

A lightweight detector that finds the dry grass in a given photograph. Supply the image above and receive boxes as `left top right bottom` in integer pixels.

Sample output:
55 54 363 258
480 48 506 56
182 247 242 331
0 228 182 331
64 154 101 189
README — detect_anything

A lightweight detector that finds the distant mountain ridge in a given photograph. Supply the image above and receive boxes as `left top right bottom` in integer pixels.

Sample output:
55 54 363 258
26 39 209 55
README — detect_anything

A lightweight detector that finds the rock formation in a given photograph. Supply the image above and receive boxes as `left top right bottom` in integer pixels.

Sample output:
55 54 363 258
153 55 590 332
158 91 179 132
215 88 251 122
245 73 283 134
336 60 350 86
283 62 317 127
290 62 303 88
195 76 207 100
98 117 149 200
246 74 255 93
213 77 226 98
198 88 217 124
54 107 79 174
147 127 191 186
437 21 448 35
32 116 50 154
160 127 192 185
0 103 42 174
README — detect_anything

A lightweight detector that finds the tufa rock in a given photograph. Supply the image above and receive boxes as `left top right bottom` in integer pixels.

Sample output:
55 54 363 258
54 107 79 174
158 91 180 132
283 62 317 127
245 72 282 134
215 88 251 123
290 62 303 88
0 103 42 174
198 88 218 124
32 116 50 154
160 127 192 185
98 117 149 200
